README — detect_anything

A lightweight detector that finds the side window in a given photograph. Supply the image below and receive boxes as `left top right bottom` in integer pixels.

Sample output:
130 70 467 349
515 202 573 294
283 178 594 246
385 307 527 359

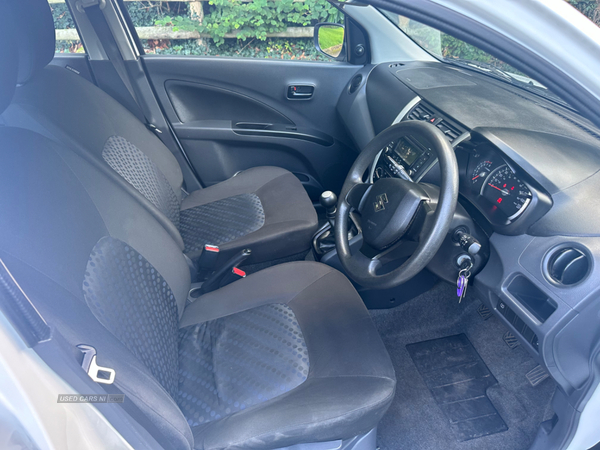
125 0 343 61
49 0 84 53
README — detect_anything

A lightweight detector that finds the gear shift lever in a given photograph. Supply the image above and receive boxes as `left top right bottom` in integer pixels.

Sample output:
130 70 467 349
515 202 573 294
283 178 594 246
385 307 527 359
320 191 337 225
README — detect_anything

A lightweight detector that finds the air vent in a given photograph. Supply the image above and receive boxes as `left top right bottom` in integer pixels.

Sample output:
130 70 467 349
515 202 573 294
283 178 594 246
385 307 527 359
389 62 404 68
406 103 465 142
407 104 435 121
547 247 590 286
348 74 363 94
436 120 462 142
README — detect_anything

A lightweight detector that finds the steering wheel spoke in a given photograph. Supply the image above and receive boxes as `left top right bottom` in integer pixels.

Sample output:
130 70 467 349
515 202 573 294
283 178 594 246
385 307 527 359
346 251 382 278
358 239 420 276
344 182 372 212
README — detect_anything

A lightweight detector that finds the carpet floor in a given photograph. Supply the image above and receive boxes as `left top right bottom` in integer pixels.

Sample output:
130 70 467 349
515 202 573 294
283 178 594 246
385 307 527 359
370 281 556 450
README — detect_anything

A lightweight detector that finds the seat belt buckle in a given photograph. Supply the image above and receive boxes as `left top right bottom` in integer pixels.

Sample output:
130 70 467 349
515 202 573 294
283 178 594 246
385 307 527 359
220 267 247 286
77 344 116 385
197 244 220 270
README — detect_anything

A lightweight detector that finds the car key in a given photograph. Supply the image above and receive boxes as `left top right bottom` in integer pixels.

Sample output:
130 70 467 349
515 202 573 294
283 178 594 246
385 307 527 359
457 258 473 303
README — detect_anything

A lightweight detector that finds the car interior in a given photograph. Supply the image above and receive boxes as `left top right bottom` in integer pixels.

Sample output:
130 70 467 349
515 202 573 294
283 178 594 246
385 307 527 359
0 0 599 449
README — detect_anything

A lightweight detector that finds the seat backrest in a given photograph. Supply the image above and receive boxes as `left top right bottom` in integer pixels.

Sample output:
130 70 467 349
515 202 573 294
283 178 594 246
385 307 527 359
0 128 194 450
2 0 187 232
0 7 194 446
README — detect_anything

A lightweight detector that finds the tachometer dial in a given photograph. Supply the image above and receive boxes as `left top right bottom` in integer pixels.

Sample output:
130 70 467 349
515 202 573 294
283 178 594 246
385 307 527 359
481 165 532 220
471 160 493 186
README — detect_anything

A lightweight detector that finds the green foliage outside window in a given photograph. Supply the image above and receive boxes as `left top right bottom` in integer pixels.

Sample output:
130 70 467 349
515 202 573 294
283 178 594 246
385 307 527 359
568 0 600 23
51 0 600 59
144 36 329 60
154 0 342 46
126 1 190 26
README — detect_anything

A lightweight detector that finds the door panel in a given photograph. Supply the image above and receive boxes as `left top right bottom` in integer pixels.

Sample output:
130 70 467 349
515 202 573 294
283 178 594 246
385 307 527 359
166 81 293 124
143 56 360 200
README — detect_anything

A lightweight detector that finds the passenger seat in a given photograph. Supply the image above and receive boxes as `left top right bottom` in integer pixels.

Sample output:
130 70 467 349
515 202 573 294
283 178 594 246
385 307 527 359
0 7 396 447
2 0 318 268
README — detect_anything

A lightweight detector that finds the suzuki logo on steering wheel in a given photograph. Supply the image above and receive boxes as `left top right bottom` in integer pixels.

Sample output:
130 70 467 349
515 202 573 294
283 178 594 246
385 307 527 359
374 193 388 212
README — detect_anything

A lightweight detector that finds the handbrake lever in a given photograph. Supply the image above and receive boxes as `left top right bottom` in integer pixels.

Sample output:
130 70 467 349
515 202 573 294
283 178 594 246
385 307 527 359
199 248 252 295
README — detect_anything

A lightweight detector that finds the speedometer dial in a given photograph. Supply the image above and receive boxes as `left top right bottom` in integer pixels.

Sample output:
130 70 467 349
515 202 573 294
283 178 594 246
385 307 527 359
471 160 493 185
481 165 532 220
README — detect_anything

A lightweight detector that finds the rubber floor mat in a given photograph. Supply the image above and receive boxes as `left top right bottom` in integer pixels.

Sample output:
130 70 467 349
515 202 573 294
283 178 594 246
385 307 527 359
406 334 508 442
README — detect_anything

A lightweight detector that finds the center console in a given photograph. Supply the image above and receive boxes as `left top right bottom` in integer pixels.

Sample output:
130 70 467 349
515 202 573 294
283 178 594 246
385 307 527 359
370 101 467 183
371 136 436 182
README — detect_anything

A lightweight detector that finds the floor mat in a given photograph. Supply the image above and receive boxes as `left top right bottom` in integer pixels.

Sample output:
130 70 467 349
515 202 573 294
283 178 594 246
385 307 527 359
407 334 507 442
371 282 556 450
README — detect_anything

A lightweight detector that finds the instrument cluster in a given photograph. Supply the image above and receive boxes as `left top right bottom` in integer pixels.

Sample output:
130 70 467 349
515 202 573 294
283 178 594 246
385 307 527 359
458 143 549 230
470 158 532 221
370 135 548 232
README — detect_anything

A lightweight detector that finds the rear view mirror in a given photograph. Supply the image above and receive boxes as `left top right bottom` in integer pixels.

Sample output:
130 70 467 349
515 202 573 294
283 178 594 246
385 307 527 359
314 23 346 61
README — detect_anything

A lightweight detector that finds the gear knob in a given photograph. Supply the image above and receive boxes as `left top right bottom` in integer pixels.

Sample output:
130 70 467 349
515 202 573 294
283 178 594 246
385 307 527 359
320 191 337 211
320 191 337 225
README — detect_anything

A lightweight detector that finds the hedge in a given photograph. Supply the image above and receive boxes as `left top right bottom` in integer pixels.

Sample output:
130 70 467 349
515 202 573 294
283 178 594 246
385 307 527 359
51 0 600 62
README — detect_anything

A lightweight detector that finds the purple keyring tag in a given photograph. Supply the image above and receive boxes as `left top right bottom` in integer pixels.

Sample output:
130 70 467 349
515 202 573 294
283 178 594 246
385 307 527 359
457 275 466 297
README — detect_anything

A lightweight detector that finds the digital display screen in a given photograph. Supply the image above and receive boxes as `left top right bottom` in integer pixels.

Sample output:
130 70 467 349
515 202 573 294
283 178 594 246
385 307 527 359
394 138 423 166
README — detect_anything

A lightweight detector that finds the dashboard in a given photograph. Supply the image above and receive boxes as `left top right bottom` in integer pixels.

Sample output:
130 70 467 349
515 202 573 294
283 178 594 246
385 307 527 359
368 98 553 235
336 59 600 416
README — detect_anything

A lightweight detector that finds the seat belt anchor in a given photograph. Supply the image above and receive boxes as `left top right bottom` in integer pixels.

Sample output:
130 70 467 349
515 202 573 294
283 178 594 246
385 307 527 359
77 344 116 385
146 123 163 134
76 0 106 12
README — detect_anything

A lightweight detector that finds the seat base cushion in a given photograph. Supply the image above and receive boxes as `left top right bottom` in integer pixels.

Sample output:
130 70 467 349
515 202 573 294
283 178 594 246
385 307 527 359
179 262 396 450
181 167 318 266
179 193 265 254
177 303 309 428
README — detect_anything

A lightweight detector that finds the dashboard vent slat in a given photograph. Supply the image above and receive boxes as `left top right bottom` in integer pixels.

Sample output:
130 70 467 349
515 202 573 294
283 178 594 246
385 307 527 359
547 247 590 286
406 103 464 143
436 120 461 142
407 104 435 121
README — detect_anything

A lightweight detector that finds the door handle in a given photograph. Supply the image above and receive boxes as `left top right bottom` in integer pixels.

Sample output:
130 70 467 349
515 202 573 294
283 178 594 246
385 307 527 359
287 85 314 100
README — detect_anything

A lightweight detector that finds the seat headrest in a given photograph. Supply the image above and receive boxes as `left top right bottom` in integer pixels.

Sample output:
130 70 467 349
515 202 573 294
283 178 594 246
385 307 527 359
8 0 56 85
0 1 18 113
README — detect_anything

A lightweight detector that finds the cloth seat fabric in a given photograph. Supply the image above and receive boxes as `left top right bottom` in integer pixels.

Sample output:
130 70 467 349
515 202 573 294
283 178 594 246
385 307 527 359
179 262 396 449
0 124 395 449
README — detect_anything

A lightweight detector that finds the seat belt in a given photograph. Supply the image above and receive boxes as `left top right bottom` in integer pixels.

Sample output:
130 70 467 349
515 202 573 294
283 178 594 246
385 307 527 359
77 0 162 135
77 0 205 189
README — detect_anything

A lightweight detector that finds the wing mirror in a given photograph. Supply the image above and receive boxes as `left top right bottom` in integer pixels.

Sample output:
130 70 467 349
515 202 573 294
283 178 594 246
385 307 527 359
314 23 346 61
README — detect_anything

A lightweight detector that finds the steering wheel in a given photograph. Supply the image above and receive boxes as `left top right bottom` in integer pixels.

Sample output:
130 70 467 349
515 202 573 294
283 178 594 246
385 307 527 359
335 121 459 289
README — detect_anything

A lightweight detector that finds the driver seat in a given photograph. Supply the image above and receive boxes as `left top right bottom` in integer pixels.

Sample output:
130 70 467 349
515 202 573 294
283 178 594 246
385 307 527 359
0 14 396 449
